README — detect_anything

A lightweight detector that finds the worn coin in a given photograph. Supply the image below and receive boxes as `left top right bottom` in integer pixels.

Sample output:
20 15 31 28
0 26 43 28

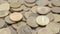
50 0 60 6
24 2 36 7
17 25 32 34
0 2 10 11
27 17 38 27
36 0 49 6
37 6 51 14
46 12 54 22
46 22 60 33
38 28 53 34
0 10 9 17
31 6 37 13
52 7 60 13
25 0 36 3
0 19 6 28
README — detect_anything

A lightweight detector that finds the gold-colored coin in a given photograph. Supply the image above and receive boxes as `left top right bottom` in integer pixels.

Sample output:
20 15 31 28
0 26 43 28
9 12 23 21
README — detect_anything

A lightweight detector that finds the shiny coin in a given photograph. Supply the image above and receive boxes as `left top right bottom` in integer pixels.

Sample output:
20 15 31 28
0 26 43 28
36 16 50 26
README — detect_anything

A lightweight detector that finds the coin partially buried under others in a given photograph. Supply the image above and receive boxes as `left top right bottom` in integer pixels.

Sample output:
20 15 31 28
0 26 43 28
27 17 38 27
31 6 38 13
50 0 60 6
37 28 53 34
36 0 49 6
0 27 17 34
12 21 26 29
36 16 50 26
25 0 36 3
0 19 6 28
37 6 51 14
52 7 60 13
10 2 21 8
24 2 35 7
9 12 23 21
46 22 60 33
0 28 11 34
53 14 60 22
0 2 10 11
0 10 9 17
46 12 54 22
17 25 32 34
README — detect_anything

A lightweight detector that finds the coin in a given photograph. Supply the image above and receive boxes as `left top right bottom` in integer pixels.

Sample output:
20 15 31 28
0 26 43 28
5 16 15 24
8 27 17 34
25 0 36 3
38 28 53 34
46 22 60 33
46 12 54 22
0 10 9 17
10 2 21 8
9 12 23 21
52 7 60 13
36 0 49 6
0 2 10 11
18 0 25 4
27 17 38 27
0 28 11 34
24 2 35 7
36 16 50 26
53 14 60 22
31 6 37 13
0 19 6 28
24 11 32 19
50 0 60 6
8 0 18 3
32 30 37 34
37 6 51 14
17 25 32 34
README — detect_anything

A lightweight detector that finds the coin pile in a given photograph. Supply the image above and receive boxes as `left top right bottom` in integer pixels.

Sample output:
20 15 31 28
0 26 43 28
0 0 60 34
